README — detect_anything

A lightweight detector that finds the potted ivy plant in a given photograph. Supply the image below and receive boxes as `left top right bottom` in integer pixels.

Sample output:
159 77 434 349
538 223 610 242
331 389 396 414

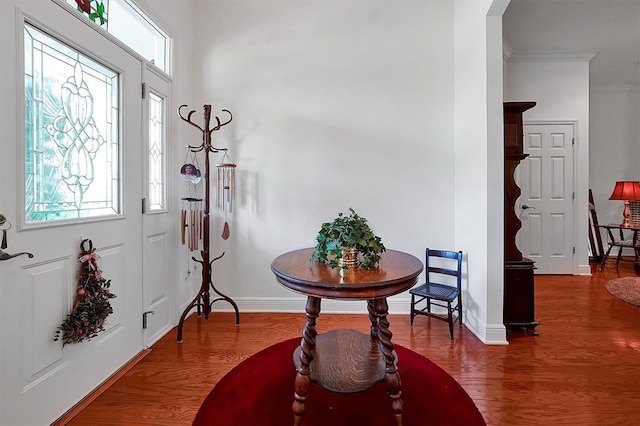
310 208 386 270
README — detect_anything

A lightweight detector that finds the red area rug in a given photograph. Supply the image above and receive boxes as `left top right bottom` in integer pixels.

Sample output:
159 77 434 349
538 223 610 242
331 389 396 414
193 338 485 426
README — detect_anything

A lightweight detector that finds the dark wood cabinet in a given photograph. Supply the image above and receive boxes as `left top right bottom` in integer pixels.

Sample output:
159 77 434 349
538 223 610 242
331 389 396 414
504 259 536 328
503 102 539 334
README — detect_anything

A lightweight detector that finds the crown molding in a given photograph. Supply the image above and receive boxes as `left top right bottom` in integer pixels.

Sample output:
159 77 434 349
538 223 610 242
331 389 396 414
508 49 599 62
503 38 514 61
590 84 640 93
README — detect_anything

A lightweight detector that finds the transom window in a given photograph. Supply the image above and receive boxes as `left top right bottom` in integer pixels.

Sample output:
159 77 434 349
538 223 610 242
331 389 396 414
61 0 169 72
24 23 121 223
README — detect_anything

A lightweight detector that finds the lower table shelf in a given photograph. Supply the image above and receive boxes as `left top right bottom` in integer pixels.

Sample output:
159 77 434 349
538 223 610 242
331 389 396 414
293 328 397 393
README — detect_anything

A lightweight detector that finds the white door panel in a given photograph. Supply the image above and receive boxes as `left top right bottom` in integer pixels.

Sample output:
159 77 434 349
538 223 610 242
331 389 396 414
516 123 575 274
0 3 143 424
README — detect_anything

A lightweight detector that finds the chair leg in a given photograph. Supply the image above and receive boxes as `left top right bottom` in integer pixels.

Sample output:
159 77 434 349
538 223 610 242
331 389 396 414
457 295 462 325
410 295 415 326
447 302 454 340
600 245 614 271
616 246 623 267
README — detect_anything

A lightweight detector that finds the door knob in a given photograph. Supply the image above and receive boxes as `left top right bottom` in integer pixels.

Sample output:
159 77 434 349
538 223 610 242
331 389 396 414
522 204 535 210
0 213 34 261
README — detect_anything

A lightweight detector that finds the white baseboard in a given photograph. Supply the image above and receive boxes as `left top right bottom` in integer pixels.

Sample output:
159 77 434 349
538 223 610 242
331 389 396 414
577 263 592 275
211 296 415 314
195 296 509 345
464 310 508 345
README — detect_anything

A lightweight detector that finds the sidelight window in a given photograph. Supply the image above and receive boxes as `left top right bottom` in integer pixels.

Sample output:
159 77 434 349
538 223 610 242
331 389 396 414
147 91 166 211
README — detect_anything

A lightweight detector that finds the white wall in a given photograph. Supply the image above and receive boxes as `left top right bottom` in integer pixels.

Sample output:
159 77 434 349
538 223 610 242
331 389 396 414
176 0 509 344
187 0 458 314
505 57 591 274
590 85 640 221
454 0 510 344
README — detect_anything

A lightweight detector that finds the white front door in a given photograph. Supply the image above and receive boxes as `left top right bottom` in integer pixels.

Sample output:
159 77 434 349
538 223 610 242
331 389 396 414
516 122 575 274
0 3 143 425
141 65 173 348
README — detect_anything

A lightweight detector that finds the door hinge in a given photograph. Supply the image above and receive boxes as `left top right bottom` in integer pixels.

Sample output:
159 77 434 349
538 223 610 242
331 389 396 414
142 82 147 99
572 192 575 200
573 247 576 254
572 137 575 146
142 198 147 214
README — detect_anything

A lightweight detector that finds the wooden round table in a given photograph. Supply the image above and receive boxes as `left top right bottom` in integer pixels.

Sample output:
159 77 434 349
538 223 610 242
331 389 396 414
271 248 423 426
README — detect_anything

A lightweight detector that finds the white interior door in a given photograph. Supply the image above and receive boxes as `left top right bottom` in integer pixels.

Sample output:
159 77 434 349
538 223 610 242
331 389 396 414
141 65 173 347
516 122 575 274
0 4 143 425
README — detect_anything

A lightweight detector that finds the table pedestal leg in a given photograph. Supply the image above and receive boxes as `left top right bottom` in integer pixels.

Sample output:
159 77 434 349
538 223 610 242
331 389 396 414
293 296 320 426
367 299 379 339
373 297 403 426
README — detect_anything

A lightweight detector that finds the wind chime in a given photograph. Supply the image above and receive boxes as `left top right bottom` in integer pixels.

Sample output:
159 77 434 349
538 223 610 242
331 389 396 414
176 104 240 343
216 151 236 240
180 150 203 252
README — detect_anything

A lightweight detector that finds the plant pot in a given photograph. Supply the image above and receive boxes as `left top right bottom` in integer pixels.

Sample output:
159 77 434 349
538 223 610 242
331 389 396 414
339 247 358 270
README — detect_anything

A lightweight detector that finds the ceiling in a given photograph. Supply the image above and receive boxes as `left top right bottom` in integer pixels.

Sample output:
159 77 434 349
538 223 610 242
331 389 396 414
503 0 640 86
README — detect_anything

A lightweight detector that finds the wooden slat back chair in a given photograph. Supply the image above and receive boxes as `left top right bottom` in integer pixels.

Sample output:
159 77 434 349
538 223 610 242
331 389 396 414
409 248 463 340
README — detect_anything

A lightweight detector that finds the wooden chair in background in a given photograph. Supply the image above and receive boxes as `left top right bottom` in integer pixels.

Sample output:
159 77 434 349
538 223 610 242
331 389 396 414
409 248 463 340
588 189 604 263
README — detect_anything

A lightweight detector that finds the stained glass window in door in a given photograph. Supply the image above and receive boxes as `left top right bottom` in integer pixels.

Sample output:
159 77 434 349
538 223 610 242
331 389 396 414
24 23 120 223
148 91 165 211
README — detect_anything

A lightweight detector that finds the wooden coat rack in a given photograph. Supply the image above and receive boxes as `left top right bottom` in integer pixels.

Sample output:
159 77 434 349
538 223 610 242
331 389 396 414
176 104 240 342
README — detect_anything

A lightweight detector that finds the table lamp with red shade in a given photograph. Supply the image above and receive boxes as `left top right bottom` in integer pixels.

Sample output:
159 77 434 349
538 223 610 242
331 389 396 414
608 181 640 228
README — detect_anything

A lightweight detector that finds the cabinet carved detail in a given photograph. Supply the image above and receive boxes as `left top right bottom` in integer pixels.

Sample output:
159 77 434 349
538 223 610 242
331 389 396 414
503 102 536 261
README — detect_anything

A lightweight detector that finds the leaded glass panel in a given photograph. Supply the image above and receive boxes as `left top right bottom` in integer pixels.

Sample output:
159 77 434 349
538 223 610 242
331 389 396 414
148 91 165 211
24 23 120 223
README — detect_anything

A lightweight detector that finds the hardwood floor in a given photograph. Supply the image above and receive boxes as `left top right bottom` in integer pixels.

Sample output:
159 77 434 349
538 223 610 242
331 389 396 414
59 261 640 426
